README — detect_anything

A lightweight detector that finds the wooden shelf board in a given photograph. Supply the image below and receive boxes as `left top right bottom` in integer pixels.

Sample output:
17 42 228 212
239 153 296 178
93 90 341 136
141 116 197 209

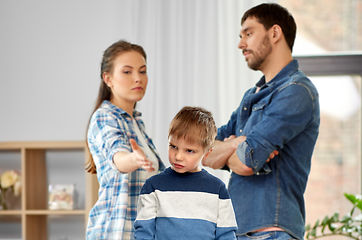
0 141 86 150
0 210 22 215
25 210 87 215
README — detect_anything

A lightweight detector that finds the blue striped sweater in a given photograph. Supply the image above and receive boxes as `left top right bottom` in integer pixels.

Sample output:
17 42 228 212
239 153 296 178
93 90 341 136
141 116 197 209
134 167 237 239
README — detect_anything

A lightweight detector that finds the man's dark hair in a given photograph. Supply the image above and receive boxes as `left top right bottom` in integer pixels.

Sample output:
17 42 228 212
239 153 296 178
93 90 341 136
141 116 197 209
241 3 296 52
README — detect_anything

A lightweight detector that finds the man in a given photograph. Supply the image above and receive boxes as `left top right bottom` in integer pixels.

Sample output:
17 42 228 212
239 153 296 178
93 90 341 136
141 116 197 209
202 3 320 240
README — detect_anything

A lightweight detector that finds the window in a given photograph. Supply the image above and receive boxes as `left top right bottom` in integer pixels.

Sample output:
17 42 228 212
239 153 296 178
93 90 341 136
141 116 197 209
277 0 362 231
296 55 362 235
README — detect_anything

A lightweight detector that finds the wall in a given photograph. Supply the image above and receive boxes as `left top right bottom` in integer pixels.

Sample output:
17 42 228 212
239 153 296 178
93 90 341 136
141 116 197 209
0 1 125 142
0 1 263 182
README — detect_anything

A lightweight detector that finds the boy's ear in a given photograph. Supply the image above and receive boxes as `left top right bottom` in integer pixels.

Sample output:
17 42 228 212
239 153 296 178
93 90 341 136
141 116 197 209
202 148 214 160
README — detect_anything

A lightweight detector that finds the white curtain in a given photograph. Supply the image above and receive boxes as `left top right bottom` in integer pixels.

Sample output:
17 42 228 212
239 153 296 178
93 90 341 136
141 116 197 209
119 0 264 183
0 0 265 184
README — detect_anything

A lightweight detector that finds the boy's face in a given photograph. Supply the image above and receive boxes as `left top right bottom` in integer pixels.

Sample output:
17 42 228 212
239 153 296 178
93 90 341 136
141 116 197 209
168 135 212 173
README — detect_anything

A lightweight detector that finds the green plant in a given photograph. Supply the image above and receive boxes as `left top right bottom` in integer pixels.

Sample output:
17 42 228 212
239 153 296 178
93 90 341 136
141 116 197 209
305 193 362 239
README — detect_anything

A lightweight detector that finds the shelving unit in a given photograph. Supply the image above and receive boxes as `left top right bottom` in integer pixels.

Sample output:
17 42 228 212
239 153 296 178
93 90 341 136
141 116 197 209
0 141 99 240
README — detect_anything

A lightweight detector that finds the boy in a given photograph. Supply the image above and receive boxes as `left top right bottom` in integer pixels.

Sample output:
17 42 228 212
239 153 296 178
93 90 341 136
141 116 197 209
134 106 237 240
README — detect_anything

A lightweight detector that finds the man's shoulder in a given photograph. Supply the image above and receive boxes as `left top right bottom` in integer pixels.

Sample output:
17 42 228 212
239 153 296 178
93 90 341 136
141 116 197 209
277 69 317 94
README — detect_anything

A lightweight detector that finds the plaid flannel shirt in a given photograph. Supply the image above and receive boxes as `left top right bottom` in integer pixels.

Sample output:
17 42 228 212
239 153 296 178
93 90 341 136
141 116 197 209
86 100 165 240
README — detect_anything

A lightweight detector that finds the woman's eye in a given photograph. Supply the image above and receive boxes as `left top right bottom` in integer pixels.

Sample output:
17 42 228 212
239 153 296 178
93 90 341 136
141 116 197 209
140 70 147 74
123 71 131 74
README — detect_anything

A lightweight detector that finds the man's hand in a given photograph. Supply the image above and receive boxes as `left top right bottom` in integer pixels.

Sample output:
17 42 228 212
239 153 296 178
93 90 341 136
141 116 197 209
267 150 279 162
202 136 245 169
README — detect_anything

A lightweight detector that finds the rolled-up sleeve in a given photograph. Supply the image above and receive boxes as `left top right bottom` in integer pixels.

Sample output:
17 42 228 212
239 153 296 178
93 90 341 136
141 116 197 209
236 141 271 175
238 82 315 174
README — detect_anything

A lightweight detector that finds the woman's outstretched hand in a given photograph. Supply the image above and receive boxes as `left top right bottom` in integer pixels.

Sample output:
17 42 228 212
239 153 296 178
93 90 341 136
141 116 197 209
130 139 155 172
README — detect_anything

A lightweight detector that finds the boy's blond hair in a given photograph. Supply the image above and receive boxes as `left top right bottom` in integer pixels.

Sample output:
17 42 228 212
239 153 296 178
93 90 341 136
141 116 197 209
168 106 217 151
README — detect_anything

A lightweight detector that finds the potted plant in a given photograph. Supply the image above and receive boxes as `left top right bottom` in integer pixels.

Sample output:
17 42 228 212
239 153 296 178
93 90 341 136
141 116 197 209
305 193 362 239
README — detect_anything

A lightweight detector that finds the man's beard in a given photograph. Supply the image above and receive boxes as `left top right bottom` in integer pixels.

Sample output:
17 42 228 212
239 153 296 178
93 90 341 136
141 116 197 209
245 35 272 71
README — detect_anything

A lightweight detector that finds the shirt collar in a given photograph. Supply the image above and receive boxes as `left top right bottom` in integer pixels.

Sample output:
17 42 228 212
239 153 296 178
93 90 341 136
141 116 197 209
256 59 299 88
101 100 142 118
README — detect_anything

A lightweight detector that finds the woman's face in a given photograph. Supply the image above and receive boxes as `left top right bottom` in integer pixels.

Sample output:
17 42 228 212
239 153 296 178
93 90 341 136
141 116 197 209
104 51 148 112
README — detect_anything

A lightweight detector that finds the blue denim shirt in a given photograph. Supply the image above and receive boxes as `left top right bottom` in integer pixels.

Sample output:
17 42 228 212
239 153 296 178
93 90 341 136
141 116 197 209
217 60 320 240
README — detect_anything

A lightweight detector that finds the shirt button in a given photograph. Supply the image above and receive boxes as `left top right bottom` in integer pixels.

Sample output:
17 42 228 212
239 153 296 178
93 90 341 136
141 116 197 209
240 129 243 133
244 107 247 111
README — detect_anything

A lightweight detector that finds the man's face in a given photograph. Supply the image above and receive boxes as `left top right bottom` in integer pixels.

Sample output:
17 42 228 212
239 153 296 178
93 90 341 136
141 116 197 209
238 17 272 71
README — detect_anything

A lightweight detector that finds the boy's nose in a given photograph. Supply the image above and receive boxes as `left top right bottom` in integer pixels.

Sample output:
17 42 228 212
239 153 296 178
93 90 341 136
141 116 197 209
175 152 183 161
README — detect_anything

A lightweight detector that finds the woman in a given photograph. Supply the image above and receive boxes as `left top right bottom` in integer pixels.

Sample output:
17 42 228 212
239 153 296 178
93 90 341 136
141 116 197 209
85 40 165 239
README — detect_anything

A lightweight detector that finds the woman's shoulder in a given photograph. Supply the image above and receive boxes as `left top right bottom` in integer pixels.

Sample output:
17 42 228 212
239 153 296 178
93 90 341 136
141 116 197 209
90 108 117 126
92 101 126 120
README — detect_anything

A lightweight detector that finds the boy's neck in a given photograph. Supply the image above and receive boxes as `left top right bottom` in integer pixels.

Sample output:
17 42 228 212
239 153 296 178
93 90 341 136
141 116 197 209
171 166 202 173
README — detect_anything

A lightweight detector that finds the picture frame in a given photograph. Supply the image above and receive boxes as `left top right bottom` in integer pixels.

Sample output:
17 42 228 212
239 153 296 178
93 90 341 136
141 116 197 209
48 184 75 210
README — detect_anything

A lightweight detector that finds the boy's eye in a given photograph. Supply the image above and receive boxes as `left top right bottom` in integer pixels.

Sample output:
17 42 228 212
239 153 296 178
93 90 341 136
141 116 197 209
169 144 177 149
186 149 195 153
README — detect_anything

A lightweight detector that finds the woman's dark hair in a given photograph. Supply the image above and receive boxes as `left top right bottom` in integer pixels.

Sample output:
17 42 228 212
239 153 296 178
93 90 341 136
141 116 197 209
241 3 297 52
85 40 147 174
